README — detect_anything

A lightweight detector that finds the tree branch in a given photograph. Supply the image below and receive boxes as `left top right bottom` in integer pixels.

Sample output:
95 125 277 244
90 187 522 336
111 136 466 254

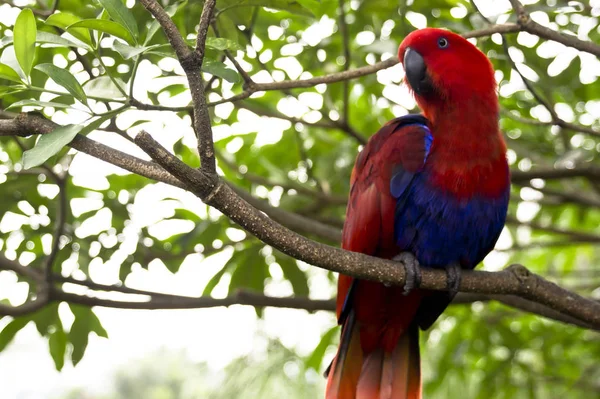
51 287 335 312
137 0 191 59
138 0 217 174
132 130 600 329
338 0 351 125
195 0 216 65
211 22 254 85
32 272 600 330
509 0 600 57
1 8 599 333
511 166 600 182
472 0 600 140
43 176 67 280
0 254 49 317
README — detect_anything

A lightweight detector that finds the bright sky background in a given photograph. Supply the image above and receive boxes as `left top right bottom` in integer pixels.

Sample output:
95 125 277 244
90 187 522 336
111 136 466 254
1 0 599 397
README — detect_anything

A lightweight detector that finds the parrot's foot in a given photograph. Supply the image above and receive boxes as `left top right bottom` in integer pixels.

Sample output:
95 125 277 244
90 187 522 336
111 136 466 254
446 263 462 299
393 252 421 295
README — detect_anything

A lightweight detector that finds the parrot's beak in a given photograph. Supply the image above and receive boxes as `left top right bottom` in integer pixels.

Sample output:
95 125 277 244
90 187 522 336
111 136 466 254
404 48 433 96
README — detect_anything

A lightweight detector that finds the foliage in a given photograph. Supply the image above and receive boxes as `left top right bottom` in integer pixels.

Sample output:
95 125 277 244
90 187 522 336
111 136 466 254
60 342 324 399
0 0 599 397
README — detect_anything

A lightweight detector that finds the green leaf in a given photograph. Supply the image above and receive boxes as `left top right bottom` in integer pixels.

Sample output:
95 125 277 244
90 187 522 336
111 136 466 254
6 99 75 110
203 59 240 83
69 304 108 365
24 108 121 171
143 1 182 45
205 37 242 51
278 256 309 296
80 110 121 134
14 8 37 78
22 124 82 169
124 119 151 129
0 317 30 352
157 83 188 98
0 87 24 97
305 326 338 371
113 41 163 59
203 246 253 296
0 63 23 84
144 20 161 45
45 12 92 46
98 0 139 42
32 303 60 336
218 0 314 16
1 31 86 49
83 75 126 98
48 326 67 371
68 19 135 45
34 63 88 105
36 31 88 49
202 264 231 296
0 35 13 48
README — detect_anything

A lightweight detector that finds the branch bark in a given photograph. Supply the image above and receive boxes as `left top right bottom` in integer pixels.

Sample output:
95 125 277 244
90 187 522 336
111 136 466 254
131 131 600 329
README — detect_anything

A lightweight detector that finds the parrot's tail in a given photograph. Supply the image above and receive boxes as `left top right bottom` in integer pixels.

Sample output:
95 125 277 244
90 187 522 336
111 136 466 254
325 310 421 399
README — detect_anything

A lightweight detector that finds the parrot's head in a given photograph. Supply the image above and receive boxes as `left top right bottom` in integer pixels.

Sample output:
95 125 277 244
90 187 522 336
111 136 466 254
398 28 497 119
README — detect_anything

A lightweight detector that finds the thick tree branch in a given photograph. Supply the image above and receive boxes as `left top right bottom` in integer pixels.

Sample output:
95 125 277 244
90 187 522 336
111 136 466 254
132 131 600 329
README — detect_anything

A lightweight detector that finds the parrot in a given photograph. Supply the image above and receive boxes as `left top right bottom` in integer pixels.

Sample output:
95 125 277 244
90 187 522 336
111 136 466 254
324 28 510 399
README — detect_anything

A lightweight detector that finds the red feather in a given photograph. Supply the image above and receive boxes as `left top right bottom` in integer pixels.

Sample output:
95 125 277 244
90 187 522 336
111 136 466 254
328 119 429 399
327 27 507 399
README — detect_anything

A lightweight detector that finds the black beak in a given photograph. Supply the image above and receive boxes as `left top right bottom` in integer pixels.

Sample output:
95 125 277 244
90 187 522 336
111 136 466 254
404 47 433 96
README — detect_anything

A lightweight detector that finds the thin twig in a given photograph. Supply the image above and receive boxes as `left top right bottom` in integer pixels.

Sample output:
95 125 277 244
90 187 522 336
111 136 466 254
211 22 253 85
195 0 216 66
509 0 600 57
338 0 351 124
43 177 67 280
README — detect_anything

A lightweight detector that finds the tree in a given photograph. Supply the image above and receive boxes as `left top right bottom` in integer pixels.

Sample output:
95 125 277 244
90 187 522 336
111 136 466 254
0 0 599 396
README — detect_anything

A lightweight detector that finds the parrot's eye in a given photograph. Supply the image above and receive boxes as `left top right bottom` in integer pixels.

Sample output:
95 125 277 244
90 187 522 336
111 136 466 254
437 37 449 49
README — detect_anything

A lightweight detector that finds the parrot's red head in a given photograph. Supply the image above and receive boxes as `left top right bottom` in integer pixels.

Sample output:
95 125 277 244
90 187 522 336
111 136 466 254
398 28 498 123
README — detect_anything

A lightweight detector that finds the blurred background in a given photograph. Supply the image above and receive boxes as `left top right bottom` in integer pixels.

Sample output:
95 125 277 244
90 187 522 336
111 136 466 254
0 0 599 398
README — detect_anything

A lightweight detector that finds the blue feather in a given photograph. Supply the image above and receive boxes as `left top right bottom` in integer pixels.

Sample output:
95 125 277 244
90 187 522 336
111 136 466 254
385 116 509 269
394 174 509 269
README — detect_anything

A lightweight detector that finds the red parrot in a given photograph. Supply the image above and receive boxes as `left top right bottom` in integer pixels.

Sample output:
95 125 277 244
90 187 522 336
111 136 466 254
325 28 510 398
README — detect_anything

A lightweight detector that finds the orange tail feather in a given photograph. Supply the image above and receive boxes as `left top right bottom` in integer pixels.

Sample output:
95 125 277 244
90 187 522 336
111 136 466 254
326 314 421 399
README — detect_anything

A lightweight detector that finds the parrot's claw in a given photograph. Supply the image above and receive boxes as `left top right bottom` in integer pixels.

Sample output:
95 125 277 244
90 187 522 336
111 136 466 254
393 252 421 295
446 263 462 299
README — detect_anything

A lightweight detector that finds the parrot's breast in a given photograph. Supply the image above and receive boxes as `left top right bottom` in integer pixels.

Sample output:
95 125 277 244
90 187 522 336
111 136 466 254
394 172 509 269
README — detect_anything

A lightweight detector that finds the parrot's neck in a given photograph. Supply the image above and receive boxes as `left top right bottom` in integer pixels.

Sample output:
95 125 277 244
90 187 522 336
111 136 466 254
424 97 509 198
